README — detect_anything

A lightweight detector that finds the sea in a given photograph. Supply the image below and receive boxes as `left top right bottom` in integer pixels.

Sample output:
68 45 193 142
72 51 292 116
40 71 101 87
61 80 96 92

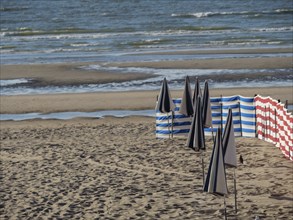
1 0 293 95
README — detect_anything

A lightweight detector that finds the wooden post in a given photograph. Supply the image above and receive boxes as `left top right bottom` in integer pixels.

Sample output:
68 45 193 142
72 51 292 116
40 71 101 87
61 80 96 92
254 94 258 138
171 111 174 139
238 101 243 137
274 108 277 144
254 98 257 138
220 95 223 132
264 106 267 140
268 105 271 139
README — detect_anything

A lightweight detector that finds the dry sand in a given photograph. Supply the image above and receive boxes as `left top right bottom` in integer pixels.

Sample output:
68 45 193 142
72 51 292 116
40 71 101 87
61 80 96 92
1 48 293 219
1 117 292 219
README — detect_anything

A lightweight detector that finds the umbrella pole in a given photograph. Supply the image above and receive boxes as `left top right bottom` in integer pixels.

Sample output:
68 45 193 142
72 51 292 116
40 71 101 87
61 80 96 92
211 125 215 144
167 112 170 139
201 151 205 186
234 168 238 214
224 195 227 220
171 111 174 139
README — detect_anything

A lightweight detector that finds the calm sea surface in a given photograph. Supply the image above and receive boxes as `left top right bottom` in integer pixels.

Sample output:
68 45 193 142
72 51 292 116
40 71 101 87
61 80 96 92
1 0 292 64
0 0 292 95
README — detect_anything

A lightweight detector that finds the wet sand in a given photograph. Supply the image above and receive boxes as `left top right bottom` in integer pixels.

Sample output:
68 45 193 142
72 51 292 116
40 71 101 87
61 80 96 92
0 87 292 114
1 49 292 87
1 48 292 114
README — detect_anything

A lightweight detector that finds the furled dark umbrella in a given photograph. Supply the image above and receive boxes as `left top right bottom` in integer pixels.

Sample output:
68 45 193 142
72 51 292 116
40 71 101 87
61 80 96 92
179 76 193 116
186 95 206 185
155 78 175 138
202 80 214 141
202 80 213 128
187 96 205 150
223 108 237 167
156 77 175 113
204 127 228 219
222 108 238 213
192 77 202 110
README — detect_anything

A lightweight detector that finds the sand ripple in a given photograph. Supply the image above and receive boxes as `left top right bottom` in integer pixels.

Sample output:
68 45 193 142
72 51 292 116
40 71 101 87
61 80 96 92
1 117 292 219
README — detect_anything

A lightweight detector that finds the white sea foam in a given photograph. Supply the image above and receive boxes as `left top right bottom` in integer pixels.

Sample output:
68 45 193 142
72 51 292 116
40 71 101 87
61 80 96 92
0 78 30 86
171 9 293 18
1 0 292 67
250 26 293 32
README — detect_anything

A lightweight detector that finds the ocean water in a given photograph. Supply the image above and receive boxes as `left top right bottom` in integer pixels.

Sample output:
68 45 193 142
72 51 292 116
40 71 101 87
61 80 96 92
1 0 292 95
1 0 292 64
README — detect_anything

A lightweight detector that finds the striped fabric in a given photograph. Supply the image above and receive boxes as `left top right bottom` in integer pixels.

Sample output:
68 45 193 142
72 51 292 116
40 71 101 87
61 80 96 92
156 95 256 139
255 95 293 161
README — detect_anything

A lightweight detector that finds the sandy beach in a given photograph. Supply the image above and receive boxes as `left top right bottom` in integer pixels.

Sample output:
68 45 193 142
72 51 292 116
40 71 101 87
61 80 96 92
1 117 292 219
1 48 293 219
0 87 292 114
1 49 292 114
2 0 293 218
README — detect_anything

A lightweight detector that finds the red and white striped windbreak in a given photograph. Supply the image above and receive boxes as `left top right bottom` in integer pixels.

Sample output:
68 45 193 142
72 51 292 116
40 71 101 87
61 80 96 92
255 95 293 161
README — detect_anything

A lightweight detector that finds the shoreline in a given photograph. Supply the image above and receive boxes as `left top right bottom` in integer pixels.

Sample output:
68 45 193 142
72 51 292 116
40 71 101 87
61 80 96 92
1 47 292 114
134 47 293 55
1 47 292 87
1 87 292 114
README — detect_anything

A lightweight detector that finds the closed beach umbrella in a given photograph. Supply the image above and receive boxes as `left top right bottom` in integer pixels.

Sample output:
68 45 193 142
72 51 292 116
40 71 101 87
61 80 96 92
179 76 193 116
204 127 228 196
192 77 202 110
204 127 228 219
187 95 206 185
222 108 238 213
156 78 175 138
155 77 175 113
223 108 237 168
202 80 212 128
186 95 205 151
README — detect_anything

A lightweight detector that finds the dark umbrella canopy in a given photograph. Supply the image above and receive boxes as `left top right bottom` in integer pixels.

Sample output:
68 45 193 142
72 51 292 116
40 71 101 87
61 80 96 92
203 127 228 196
186 95 205 151
155 78 175 113
223 108 237 168
179 76 193 116
202 80 212 128
192 77 202 110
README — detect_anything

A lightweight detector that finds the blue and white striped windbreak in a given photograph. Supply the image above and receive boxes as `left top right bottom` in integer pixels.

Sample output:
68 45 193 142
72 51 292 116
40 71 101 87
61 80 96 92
156 95 256 139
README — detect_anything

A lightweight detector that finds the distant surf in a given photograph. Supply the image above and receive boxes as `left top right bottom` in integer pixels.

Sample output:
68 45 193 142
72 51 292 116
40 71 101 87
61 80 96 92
1 0 292 65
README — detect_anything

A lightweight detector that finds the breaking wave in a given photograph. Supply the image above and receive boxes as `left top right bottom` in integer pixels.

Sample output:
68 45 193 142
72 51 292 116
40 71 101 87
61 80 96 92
171 9 293 18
